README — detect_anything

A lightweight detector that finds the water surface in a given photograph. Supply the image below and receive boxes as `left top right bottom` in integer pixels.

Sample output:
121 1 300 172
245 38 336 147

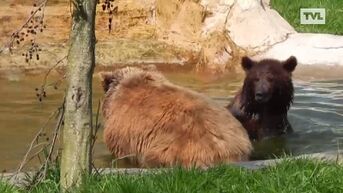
0 70 342 171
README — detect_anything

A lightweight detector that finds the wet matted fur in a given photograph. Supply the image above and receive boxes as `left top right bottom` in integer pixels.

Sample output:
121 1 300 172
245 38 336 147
100 66 252 168
227 56 297 141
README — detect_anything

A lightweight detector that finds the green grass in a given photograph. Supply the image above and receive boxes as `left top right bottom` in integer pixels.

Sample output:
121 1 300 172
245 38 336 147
271 0 343 35
0 181 20 193
2 159 343 193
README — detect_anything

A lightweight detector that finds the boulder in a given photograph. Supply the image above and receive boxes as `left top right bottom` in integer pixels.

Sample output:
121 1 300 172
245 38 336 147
256 33 343 66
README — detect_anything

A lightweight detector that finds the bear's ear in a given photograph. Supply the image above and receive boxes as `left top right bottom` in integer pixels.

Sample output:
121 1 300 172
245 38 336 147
283 56 297 72
99 72 116 93
241 56 254 71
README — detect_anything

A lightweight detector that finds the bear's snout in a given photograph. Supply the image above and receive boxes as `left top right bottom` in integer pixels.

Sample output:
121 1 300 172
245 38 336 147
254 81 271 103
254 92 270 103
254 92 264 102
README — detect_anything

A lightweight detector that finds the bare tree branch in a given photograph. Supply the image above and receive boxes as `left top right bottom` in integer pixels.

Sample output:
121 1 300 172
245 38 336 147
13 109 59 177
11 97 65 188
0 0 48 54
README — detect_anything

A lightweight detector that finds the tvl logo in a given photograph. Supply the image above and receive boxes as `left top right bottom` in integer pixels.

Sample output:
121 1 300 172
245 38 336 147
300 8 326 24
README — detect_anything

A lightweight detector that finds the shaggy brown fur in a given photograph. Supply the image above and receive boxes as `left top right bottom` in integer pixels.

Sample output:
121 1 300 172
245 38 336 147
227 56 297 141
101 66 252 168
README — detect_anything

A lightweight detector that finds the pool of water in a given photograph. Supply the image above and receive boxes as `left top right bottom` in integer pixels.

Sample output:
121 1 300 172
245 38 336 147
0 70 342 172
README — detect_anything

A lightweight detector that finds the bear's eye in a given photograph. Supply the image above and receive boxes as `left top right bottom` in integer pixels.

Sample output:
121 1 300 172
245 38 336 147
254 78 260 82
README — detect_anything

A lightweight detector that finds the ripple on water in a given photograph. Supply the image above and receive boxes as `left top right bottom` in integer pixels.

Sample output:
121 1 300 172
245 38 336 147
281 80 343 156
0 72 342 169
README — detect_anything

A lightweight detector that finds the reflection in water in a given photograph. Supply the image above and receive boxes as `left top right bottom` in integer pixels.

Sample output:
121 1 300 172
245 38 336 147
0 72 342 171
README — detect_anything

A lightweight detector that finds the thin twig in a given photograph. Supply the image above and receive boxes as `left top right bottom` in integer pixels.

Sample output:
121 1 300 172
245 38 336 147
91 162 100 176
25 147 47 165
91 100 101 152
36 55 67 102
31 142 49 150
111 154 136 168
91 100 101 174
48 101 64 162
41 55 67 89
26 98 65 189
0 0 48 54
13 109 59 179
12 95 65 186
42 97 65 178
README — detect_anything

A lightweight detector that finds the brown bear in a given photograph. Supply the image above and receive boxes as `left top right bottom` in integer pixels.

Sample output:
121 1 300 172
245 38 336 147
227 56 297 141
100 66 252 168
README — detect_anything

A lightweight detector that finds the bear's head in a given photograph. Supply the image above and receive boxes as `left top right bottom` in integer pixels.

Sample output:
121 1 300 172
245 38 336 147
99 65 162 119
240 56 297 115
99 65 158 93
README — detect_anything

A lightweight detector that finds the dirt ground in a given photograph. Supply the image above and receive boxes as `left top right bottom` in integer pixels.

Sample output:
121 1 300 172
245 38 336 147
0 0 165 42
0 0 194 72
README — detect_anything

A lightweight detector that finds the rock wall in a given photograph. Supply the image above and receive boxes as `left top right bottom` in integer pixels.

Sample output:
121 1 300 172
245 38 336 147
2 0 342 72
154 0 295 72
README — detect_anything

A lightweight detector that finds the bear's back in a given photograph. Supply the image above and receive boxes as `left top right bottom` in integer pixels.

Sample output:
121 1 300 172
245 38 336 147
102 69 252 168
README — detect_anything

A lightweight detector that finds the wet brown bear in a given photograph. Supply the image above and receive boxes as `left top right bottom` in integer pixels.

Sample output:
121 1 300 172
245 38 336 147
101 66 252 168
227 56 297 141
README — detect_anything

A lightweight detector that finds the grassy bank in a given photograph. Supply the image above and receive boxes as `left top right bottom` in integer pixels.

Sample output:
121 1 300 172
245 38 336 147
1 159 343 193
271 0 343 35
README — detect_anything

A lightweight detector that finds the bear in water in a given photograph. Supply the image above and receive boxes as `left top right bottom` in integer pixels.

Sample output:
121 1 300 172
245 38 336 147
227 56 297 141
100 66 252 168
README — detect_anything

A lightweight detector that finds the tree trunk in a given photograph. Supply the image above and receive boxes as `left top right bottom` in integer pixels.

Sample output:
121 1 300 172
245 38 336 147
60 0 96 191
